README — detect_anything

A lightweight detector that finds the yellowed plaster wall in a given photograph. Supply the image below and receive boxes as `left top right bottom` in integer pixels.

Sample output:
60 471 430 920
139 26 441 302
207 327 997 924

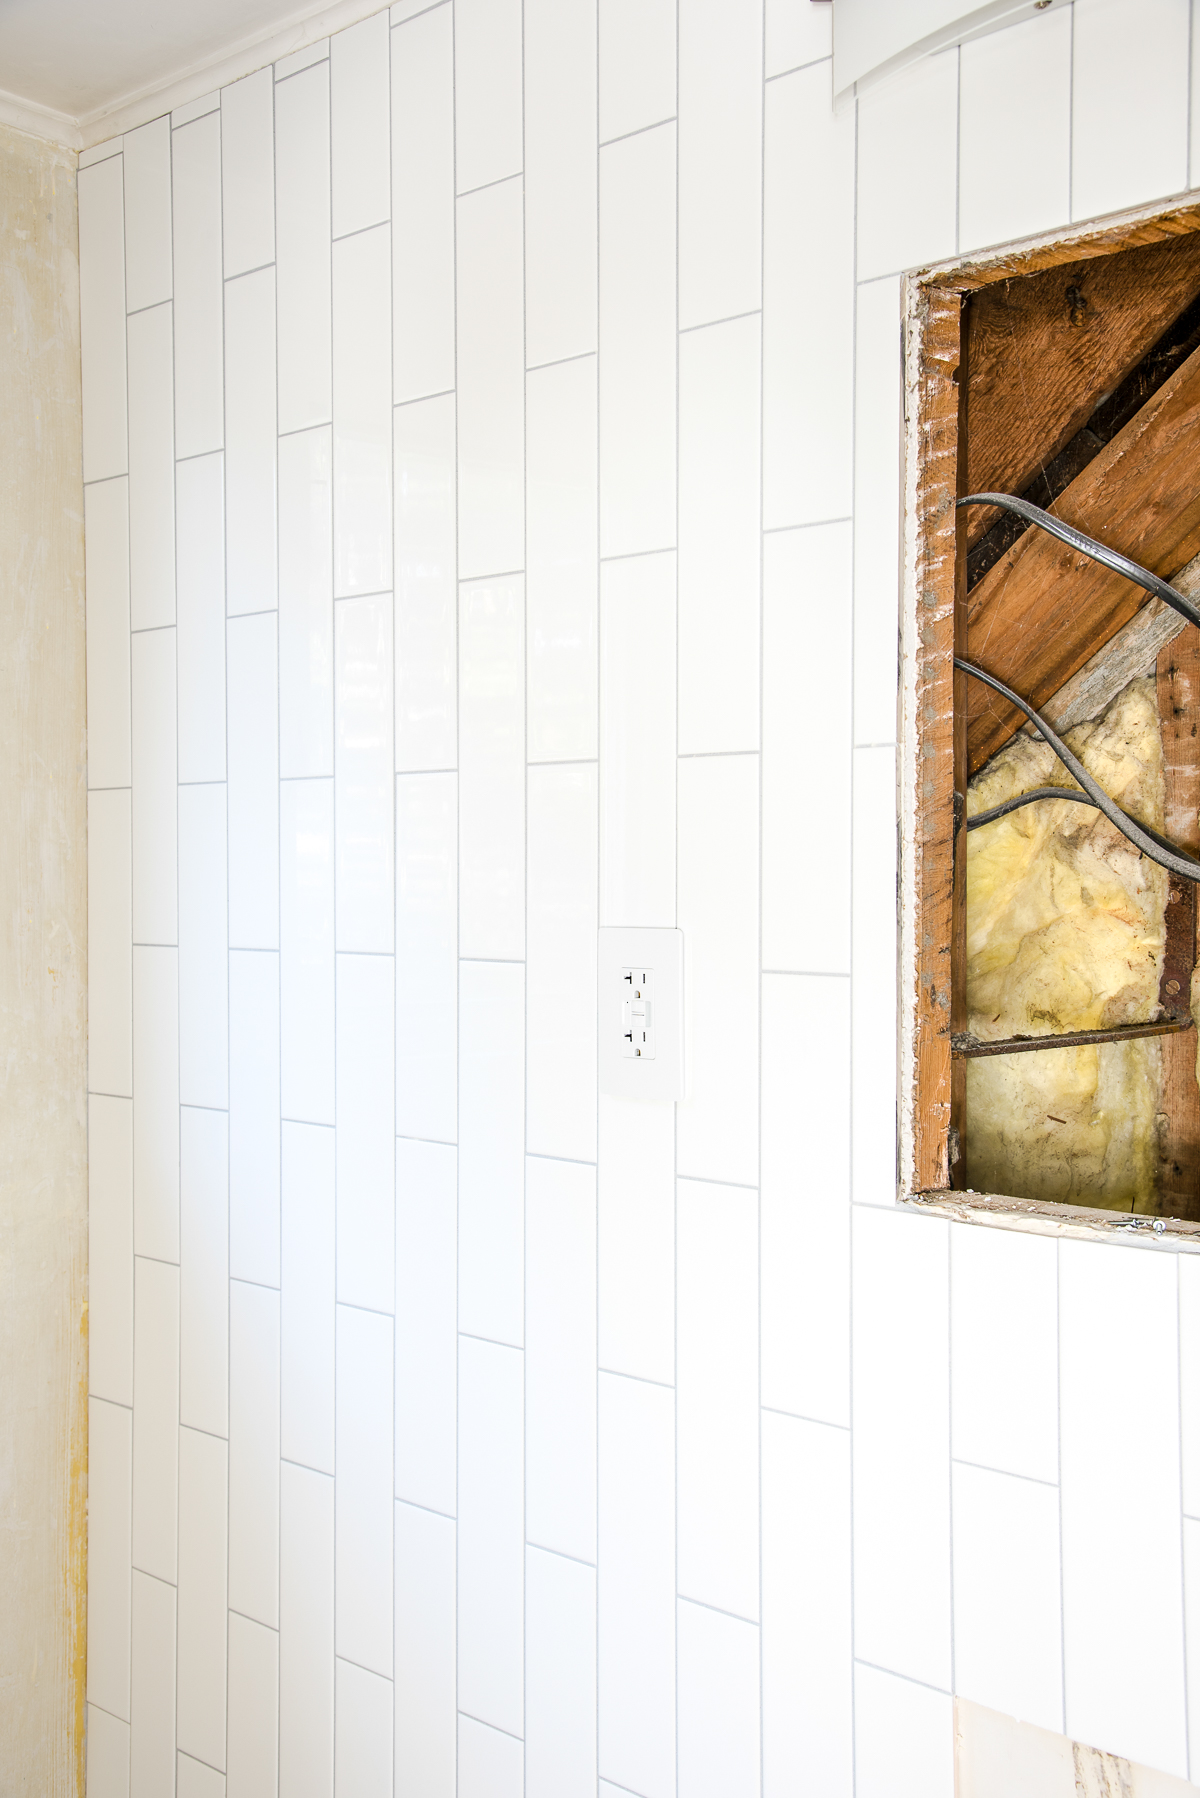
0 124 87 1795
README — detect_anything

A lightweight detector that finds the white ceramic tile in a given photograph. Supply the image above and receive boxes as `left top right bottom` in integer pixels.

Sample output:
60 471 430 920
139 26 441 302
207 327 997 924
1186 1517 1200 1782
131 1257 179 1583
676 1178 759 1619
951 1223 1059 1485
177 1753 225 1798
677 0 762 330
395 1501 456 1798
179 1106 229 1438
525 0 598 365
527 765 598 1162
89 789 133 1099
1182 1255 1200 1515
458 576 525 959
761 1413 852 1798
85 476 132 788
79 156 129 482
123 116 172 313
853 1664 954 1798
856 51 958 283
176 453 226 781
172 112 224 458
276 61 333 434
853 277 902 742
597 1372 675 1798
677 1600 761 1798
279 427 334 777
598 551 676 930
334 1659 393 1797
132 945 180 1262
761 973 850 1428
335 593 395 951
130 1571 176 1798
1073 0 1188 223
762 524 851 969
335 953 396 1312
527 357 598 761
281 1121 336 1474
395 1138 457 1515
221 68 275 277
395 773 456 1143
127 305 176 631
332 226 393 598
178 784 228 1109
454 0 523 192
526 1157 597 1562
1060 1239 1187 1775
456 180 524 581
851 745 898 1204
765 0 831 75
177 1427 228 1770
457 1717 523 1798
392 6 455 402
394 394 456 772
229 1280 281 1628
89 1397 133 1721
852 1207 951 1690
598 125 676 559
458 1336 524 1735
226 1613 279 1798
458 961 525 1347
130 626 176 945
280 1461 335 1798
89 1097 135 1406
80 135 124 168
330 11 390 238
280 779 336 1126
227 611 279 949
952 1461 1063 1734
763 65 854 530
224 267 278 614
276 38 328 79
676 756 760 1187
336 1304 395 1677
172 90 220 128
678 314 761 754
959 8 1071 253
228 950 281 1286
526 1548 597 1798
598 0 676 142
88 1706 131 1798
597 1095 674 1385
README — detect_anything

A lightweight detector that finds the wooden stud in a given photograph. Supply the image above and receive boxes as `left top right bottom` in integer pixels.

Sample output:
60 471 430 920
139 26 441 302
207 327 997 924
1157 631 1200 1218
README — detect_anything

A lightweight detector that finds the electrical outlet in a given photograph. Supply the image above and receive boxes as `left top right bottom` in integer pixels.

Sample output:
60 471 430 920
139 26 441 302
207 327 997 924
599 928 684 1100
621 968 655 1059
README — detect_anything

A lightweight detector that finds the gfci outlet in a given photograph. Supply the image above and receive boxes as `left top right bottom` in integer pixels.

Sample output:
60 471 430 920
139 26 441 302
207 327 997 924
599 927 684 1101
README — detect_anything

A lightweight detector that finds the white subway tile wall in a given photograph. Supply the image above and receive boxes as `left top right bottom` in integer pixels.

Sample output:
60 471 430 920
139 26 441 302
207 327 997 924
78 3 1200 1790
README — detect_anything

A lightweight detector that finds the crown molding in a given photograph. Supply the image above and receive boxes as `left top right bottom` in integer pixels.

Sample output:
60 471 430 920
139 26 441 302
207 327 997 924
0 85 81 150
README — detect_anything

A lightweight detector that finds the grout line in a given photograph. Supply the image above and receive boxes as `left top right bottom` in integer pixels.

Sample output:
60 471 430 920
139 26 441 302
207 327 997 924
677 1592 760 1630
678 305 762 336
455 169 524 202
765 54 832 83
599 115 677 151
852 1658 952 1699
951 1455 1058 1491
761 1403 850 1431
677 747 759 760
763 515 851 535
598 544 676 565
525 347 596 376
394 1491 456 1523
457 1710 523 1744
524 1539 597 1572
598 1366 675 1392
526 1149 597 1169
224 259 277 284
761 967 849 979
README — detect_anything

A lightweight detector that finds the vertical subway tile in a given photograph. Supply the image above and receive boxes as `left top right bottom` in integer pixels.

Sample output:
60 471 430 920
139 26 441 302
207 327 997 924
335 593 395 951
227 611 279 948
454 0 524 192
79 156 129 482
1072 0 1188 223
676 1600 761 1798
598 551 676 929
459 1718 523 1798
89 1096 135 1407
856 51 957 283
330 11 391 239
597 1094 674 1386
332 225 393 598
458 1336 524 1735
88 1707 131 1798
852 277 902 742
176 1427 228 1771
279 425 334 778
123 116 172 313
172 111 224 459
229 1280 281 1628
127 304 176 630
677 314 761 755
392 6 455 402
179 1106 229 1439
526 1548 597 1798
951 1223 1059 1485
458 961 525 1347
526 356 599 763
853 1664 954 1798
598 124 676 559
280 778 336 1126
228 949 281 1287
395 1501 457 1798
85 475 132 788
176 453 226 782
224 266 278 614
131 1257 179 1583
677 0 762 329
178 1753 223 1798
958 8 1071 253
394 394 457 773
598 0 676 143
525 0 598 365
334 1661 393 1798
89 789 133 1099
132 945 179 1262
275 41 329 79
226 1613 279 1798
459 575 525 959
276 60 333 434
1183 1255 1200 1516
456 180 525 580
335 952 396 1313
221 68 275 277
281 1121 337 1475
526 765 598 1162
764 0 831 75
280 1461 335 1798
526 1157 597 1562
336 1304 395 1677
396 772 457 1144
850 744 897 1204
130 1571 176 1798
88 1396 133 1722
130 626 177 944
178 784 229 1109
395 1139 458 1516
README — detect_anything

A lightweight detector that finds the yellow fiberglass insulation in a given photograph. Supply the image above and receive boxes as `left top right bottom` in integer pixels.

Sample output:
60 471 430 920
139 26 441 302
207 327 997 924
964 675 1167 1210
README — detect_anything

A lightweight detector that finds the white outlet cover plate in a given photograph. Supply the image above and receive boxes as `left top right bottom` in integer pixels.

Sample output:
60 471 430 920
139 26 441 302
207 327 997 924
598 927 684 1101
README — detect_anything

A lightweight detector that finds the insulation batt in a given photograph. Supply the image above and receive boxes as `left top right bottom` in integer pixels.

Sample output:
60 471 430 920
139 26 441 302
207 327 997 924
965 676 1167 1210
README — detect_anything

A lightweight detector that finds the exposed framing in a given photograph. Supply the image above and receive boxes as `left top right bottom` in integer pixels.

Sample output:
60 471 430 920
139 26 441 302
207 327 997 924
898 190 1200 1251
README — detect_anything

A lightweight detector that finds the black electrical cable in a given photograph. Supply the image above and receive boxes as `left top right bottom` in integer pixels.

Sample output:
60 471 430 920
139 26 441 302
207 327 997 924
966 783 1200 866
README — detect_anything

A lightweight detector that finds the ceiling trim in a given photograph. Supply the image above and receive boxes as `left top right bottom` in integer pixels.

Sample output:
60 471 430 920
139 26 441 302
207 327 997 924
0 85 81 150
